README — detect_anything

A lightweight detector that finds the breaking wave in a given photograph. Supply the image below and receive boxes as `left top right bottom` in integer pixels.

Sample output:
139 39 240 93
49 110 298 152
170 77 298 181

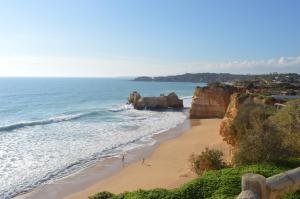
0 111 101 132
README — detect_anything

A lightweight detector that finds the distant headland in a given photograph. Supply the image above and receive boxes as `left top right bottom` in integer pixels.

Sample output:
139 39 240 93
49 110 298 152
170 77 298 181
133 72 300 84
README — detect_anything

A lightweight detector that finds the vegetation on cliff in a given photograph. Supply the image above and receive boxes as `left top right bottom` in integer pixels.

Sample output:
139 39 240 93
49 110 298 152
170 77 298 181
89 159 300 199
224 99 300 165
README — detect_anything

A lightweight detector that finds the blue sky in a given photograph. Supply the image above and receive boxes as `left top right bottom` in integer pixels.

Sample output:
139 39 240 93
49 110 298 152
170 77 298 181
0 0 299 77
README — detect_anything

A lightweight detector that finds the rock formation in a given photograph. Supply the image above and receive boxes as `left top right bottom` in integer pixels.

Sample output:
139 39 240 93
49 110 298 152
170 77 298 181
128 91 141 105
128 91 183 110
219 92 285 163
219 93 284 146
219 93 241 146
166 92 184 108
189 83 237 118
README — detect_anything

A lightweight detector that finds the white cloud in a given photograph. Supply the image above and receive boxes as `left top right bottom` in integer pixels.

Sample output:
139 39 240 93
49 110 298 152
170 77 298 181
176 56 300 74
209 56 300 69
0 55 299 77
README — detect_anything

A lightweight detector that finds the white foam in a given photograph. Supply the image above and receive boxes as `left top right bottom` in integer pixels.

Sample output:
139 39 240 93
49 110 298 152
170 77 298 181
0 107 186 199
108 104 134 112
182 96 193 108
0 111 101 132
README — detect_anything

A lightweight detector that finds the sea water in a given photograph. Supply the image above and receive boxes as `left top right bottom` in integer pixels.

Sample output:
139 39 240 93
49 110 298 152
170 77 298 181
0 78 203 198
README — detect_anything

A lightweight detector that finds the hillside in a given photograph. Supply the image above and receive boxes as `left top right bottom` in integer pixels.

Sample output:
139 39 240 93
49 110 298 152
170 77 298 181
133 73 300 84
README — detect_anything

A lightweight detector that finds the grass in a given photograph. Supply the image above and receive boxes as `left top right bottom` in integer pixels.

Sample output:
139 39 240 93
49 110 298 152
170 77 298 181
89 159 300 199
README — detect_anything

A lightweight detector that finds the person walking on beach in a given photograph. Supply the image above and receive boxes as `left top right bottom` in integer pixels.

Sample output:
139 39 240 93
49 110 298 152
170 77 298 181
142 158 145 165
121 154 125 168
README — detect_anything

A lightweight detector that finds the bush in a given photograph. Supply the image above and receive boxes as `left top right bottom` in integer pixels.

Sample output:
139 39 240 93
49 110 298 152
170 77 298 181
269 100 300 156
89 159 300 199
229 102 300 165
284 191 300 199
189 148 226 176
89 191 115 199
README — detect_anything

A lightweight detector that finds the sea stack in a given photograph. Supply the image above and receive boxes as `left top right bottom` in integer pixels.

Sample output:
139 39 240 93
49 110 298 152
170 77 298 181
128 91 183 110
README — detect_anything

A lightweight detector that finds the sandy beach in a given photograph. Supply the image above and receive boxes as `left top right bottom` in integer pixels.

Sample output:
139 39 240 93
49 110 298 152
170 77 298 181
65 118 228 199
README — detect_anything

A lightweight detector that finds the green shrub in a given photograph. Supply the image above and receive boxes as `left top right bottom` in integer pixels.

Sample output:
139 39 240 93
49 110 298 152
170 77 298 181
230 103 283 165
125 189 170 199
283 191 300 199
189 148 226 175
230 101 300 165
269 99 300 156
107 188 171 199
236 93 250 102
89 191 115 199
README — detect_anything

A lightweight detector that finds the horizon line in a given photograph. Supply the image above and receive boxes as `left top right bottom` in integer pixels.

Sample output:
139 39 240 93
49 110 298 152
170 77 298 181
0 71 299 78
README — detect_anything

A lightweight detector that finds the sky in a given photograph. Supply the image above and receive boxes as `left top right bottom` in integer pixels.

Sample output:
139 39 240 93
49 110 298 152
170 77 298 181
0 0 299 77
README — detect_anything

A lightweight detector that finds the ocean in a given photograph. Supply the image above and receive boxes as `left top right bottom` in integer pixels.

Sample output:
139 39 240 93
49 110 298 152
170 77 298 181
0 78 203 199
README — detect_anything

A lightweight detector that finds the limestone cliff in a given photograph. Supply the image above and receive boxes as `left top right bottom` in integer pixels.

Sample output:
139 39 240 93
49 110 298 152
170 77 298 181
219 93 271 146
219 94 241 146
189 84 237 119
219 93 289 164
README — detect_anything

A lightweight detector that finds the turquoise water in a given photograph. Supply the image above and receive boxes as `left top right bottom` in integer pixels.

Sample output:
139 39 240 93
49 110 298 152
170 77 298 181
0 78 203 199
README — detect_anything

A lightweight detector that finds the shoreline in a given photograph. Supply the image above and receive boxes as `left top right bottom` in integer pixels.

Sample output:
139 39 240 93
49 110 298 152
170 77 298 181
65 118 228 199
15 111 192 199
15 117 229 199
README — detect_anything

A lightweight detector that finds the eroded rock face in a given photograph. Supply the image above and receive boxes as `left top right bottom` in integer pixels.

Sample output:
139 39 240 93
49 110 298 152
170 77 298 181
219 93 240 146
189 84 237 119
166 92 184 108
219 93 278 162
219 93 285 146
128 92 183 110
